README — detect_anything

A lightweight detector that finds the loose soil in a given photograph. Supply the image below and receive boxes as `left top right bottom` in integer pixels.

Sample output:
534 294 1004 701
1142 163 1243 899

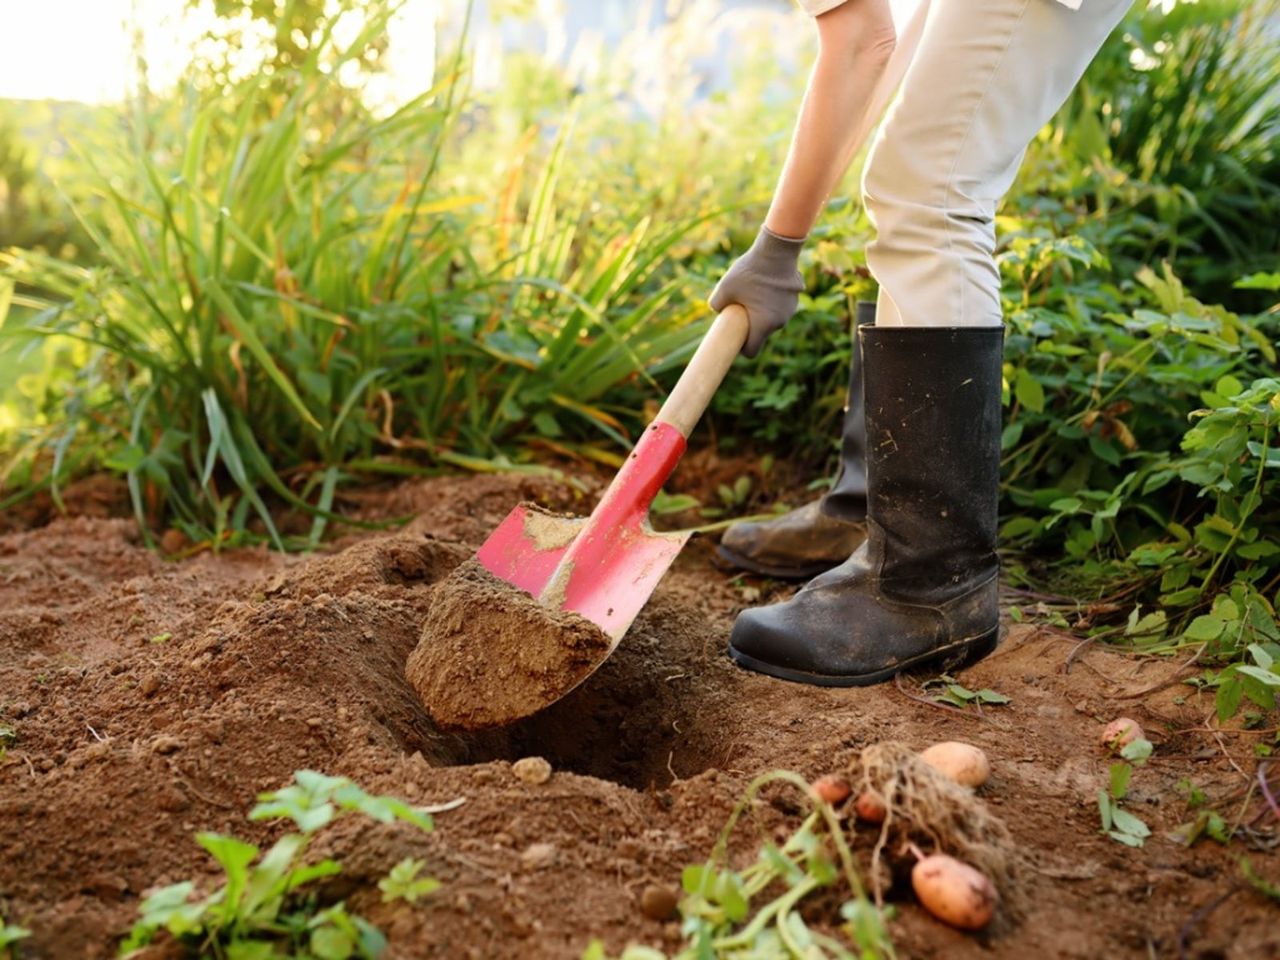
406 558 612 731
1 471 1277 959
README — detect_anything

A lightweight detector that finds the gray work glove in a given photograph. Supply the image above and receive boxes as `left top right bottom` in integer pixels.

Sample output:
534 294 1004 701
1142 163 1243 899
709 226 806 358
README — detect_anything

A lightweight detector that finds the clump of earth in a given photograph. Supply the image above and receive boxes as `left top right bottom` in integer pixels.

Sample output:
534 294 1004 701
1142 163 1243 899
407 558 612 731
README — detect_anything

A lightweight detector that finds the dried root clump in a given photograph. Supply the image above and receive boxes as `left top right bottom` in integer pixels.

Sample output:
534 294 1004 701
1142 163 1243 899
849 741 1024 921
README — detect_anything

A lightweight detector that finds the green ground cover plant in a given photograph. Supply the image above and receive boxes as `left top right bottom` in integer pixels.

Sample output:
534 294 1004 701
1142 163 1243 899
584 771 894 960
121 770 438 959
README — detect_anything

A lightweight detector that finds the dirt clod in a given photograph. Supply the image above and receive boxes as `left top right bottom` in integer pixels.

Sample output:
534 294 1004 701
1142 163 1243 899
151 734 183 755
512 756 553 785
520 842 558 871
640 884 679 921
406 559 612 730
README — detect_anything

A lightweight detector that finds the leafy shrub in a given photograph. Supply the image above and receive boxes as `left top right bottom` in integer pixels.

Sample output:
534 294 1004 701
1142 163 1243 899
1 2 710 544
1043 0 1280 304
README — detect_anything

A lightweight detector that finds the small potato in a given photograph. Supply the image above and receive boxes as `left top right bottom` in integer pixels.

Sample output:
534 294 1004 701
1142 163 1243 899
920 741 990 788
811 774 852 805
1100 717 1143 752
853 791 886 824
911 853 997 931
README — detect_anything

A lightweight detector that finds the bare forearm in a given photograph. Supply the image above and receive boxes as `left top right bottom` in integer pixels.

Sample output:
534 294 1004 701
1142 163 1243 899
765 0 928 239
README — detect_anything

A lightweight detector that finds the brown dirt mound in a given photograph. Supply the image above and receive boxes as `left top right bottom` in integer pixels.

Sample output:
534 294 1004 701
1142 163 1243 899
406 559 613 731
0 472 1276 959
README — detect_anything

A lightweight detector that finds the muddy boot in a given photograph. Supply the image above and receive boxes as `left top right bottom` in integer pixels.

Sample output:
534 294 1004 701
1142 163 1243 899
715 302 875 580
728 325 1004 686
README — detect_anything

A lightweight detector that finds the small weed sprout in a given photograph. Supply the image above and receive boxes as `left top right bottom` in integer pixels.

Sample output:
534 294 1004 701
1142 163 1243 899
121 770 439 959
1098 737 1154 847
922 675 1011 709
378 858 441 905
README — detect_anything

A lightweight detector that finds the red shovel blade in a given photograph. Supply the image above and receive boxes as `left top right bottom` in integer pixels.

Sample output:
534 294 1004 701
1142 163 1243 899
475 421 691 642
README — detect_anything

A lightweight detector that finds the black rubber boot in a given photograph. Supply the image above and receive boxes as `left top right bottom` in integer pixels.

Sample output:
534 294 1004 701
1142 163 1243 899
728 325 1004 687
715 302 875 580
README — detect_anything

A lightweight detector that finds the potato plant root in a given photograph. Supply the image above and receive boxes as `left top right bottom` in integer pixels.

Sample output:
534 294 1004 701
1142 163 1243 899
0 472 1276 959
850 741 1022 922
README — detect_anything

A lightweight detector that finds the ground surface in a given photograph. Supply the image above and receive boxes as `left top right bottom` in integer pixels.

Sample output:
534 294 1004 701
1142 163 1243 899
1 472 1276 958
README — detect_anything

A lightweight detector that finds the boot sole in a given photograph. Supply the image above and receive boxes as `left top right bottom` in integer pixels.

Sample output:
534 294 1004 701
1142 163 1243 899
713 544 838 582
728 627 999 688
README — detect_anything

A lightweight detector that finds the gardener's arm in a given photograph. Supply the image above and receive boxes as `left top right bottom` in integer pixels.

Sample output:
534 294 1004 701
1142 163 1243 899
711 0 928 356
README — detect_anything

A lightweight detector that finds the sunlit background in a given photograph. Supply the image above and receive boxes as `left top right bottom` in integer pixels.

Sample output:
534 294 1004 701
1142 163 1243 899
0 0 920 106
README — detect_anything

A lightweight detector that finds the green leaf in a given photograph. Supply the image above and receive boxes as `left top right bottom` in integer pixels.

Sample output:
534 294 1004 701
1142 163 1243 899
681 864 708 896
196 832 259 921
1110 807 1151 841
1216 677 1244 722
1235 272 1280 291
242 833 310 922
1235 665 1280 688
1000 516 1039 538
1120 738 1153 763
1015 368 1046 413
1110 762 1133 800
311 923 357 960
1215 375 1243 399
1184 614 1226 642
1109 829 1146 847
716 872 749 923
0 923 30 950
203 280 322 431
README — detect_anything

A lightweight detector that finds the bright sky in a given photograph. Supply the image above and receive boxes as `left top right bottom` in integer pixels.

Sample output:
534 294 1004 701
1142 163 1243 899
0 0 920 105
0 0 441 104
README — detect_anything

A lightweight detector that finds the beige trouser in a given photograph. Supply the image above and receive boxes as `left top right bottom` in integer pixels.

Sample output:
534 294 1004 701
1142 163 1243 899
862 0 1132 327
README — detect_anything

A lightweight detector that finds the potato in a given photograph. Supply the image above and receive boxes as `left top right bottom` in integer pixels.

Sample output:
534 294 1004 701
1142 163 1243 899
853 791 886 824
811 774 852 805
911 853 997 931
920 741 990 787
1100 717 1143 752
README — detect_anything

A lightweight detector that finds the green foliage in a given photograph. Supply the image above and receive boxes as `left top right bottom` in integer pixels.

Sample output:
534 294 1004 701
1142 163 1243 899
121 770 437 959
923 675 1011 709
1046 0 1280 302
583 771 893 959
377 858 441 905
681 771 891 959
0 103 91 265
0 915 31 959
1097 737 1154 847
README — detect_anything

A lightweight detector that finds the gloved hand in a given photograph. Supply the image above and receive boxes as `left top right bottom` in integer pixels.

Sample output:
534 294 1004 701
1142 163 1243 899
709 226 806 358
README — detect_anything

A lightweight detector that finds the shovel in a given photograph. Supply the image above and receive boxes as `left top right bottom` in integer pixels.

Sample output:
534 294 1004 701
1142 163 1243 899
476 304 749 645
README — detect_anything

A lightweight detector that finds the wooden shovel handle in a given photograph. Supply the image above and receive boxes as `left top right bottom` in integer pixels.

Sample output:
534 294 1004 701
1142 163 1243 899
654 304 749 438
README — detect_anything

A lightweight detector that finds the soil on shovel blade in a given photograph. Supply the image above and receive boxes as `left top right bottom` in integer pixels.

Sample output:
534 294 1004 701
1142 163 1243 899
406 558 613 731
0 471 1277 959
